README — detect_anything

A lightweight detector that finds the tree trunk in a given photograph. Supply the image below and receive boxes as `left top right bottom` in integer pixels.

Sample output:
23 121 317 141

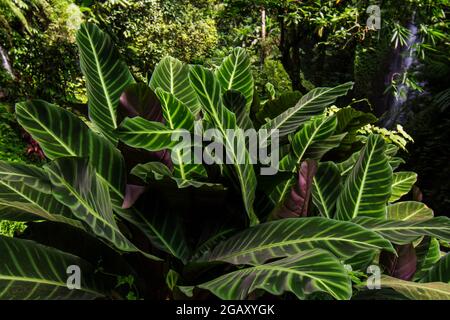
260 6 266 65
278 16 308 93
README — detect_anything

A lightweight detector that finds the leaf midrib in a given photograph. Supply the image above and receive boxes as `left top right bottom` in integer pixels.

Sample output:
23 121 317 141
85 28 117 128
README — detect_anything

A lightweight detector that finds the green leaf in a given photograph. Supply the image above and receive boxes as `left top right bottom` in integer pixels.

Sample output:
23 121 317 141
117 116 182 151
44 157 159 259
270 115 337 206
353 216 450 244
116 204 191 263
187 250 351 300
199 217 394 265
0 161 51 193
0 203 41 222
387 201 433 221
189 65 257 225
131 162 223 189
222 90 254 130
379 275 450 300
0 236 105 299
421 253 450 283
155 88 207 180
414 238 441 281
336 134 393 220
15 100 179 260
389 172 417 202
312 162 341 218
255 91 302 124
261 82 353 143
15 100 126 199
216 48 254 112
149 56 200 116
76 23 135 143
0 181 83 228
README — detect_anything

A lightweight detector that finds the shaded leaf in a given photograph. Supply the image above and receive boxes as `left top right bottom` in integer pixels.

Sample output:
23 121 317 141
0 236 105 299
199 217 394 265
186 250 351 300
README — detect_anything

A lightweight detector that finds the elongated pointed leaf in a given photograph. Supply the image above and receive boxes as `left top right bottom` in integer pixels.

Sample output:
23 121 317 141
271 115 337 205
149 56 200 116
312 162 341 218
379 275 450 300
353 216 450 244
390 172 417 202
155 88 207 180
421 253 450 283
216 48 254 112
387 201 433 221
189 65 257 225
15 100 126 198
76 23 135 143
199 217 394 265
117 117 182 151
0 236 105 299
336 134 392 220
261 82 353 143
187 250 351 300
44 157 158 259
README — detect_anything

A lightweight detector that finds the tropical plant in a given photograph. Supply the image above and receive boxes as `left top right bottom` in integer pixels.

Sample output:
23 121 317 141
0 22 449 300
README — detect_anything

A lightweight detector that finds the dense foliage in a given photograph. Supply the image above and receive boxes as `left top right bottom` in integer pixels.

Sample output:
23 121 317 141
0 23 449 300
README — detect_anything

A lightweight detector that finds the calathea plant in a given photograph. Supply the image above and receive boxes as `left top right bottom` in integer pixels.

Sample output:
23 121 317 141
0 23 449 300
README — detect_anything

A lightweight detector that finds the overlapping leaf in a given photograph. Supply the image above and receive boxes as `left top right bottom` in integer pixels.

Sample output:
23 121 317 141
185 250 351 300
312 162 341 218
117 117 184 151
270 115 337 205
76 22 135 143
155 88 207 180
414 238 441 281
216 48 254 112
199 217 394 265
0 181 83 228
353 216 450 244
379 275 450 300
387 201 433 221
189 65 257 225
421 253 450 283
336 134 392 220
44 157 159 259
0 236 105 299
390 172 417 202
149 56 200 116
15 100 126 198
261 82 353 144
